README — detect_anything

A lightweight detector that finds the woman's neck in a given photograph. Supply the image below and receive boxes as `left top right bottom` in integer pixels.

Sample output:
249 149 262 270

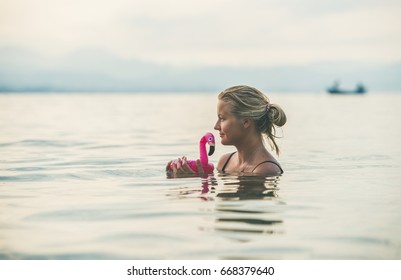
235 136 266 165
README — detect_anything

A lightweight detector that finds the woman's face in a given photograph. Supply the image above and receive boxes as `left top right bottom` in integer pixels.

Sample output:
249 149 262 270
214 100 245 146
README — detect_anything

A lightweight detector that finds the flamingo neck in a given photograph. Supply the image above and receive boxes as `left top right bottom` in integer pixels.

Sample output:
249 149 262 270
199 138 208 166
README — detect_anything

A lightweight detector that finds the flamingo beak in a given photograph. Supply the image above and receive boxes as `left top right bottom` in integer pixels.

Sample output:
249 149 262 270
208 144 215 156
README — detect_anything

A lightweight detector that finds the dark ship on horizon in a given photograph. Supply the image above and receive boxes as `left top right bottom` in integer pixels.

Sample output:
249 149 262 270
327 81 366 94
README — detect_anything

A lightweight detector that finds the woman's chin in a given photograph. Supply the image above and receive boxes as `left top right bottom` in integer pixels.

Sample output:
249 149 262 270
220 139 229 146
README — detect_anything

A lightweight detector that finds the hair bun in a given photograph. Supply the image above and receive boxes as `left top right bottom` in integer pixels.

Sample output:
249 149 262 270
270 104 287 127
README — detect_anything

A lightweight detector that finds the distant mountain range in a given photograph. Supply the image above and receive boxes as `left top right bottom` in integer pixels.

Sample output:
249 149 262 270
1 47 400 92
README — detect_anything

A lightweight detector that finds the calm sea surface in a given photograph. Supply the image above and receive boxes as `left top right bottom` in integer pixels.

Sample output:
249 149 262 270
1 92 400 259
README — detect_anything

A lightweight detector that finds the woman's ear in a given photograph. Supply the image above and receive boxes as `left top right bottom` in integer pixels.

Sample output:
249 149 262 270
243 118 251 128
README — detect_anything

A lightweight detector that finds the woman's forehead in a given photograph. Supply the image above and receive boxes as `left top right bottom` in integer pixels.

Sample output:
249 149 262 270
217 99 233 113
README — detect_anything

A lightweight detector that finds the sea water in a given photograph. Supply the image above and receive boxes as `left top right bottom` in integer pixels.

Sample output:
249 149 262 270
0 92 400 259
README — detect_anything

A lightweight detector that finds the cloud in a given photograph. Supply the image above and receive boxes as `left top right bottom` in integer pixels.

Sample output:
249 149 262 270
1 0 400 66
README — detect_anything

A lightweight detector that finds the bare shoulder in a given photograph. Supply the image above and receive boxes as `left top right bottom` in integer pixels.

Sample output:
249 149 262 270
216 152 235 171
252 160 283 175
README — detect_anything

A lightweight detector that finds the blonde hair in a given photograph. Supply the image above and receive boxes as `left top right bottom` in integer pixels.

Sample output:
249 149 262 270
218 85 287 155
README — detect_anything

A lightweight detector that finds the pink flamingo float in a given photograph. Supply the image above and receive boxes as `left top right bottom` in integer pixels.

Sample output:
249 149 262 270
167 132 215 174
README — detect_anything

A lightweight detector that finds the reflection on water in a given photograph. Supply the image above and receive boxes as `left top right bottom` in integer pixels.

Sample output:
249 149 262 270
168 173 285 243
216 174 280 200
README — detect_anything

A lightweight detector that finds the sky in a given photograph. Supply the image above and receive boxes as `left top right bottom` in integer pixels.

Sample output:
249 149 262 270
1 0 401 67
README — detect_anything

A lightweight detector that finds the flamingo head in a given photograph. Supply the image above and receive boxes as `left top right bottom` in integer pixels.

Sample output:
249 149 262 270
203 132 215 156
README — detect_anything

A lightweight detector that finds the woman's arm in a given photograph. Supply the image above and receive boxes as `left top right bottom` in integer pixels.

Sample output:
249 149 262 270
216 153 234 172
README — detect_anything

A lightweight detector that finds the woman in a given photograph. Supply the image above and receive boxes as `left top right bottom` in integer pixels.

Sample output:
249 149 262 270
167 85 287 176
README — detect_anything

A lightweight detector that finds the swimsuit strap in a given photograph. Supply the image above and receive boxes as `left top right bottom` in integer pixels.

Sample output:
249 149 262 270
221 152 237 172
222 152 284 174
252 161 284 174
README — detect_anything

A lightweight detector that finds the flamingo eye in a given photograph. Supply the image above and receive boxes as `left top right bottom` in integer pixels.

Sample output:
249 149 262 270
208 137 213 141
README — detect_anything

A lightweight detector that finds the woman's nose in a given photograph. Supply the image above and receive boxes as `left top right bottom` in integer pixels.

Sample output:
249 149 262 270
214 120 220 131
